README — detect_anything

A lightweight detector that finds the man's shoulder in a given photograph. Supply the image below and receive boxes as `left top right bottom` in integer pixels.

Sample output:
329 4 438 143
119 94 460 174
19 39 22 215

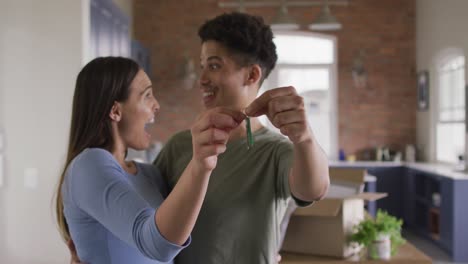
166 130 192 146
153 130 192 165
257 128 292 150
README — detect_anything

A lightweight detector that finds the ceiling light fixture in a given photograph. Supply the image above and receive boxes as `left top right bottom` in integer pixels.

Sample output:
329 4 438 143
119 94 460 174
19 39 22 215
271 0 300 30
309 0 342 31
237 0 246 12
218 0 347 31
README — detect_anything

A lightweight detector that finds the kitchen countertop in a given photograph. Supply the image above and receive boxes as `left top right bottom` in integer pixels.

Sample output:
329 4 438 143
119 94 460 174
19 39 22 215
330 161 403 168
330 161 468 180
281 242 431 264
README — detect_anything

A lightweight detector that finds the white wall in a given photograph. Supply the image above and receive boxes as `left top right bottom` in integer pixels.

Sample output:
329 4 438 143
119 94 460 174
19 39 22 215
416 0 468 162
0 0 6 257
0 0 89 263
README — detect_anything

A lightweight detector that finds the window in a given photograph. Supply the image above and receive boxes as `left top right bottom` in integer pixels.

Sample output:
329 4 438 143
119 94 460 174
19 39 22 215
90 0 131 59
436 56 465 163
260 32 337 158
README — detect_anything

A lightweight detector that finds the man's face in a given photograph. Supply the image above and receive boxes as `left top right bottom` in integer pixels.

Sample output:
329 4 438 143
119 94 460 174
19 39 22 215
198 40 257 111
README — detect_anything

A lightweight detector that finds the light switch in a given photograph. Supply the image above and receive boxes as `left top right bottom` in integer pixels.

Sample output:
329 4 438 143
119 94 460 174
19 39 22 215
0 131 3 150
0 154 4 187
24 167 38 189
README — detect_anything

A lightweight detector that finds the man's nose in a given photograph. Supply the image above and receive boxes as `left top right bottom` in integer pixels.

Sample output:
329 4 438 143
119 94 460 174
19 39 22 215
199 69 210 86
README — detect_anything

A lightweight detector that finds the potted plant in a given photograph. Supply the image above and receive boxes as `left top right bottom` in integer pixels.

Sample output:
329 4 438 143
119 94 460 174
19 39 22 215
350 209 406 260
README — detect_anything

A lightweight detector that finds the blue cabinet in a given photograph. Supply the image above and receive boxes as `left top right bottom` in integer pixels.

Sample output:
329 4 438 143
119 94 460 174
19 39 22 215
332 164 468 262
403 168 468 261
367 167 406 219
445 177 468 261
404 170 448 248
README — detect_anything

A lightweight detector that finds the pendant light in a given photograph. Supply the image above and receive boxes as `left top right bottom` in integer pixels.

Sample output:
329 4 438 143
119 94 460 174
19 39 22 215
309 0 342 31
271 0 300 30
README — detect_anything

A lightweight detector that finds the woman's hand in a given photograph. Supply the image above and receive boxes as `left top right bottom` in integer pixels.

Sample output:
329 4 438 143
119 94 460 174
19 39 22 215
191 107 245 172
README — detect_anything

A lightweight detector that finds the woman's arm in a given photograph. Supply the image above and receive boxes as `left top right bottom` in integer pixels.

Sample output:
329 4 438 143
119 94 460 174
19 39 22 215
70 149 183 261
154 107 245 245
68 108 243 262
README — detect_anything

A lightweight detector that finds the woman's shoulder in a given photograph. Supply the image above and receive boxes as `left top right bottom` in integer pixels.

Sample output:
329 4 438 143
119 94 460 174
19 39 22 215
64 149 122 206
71 148 119 172
77 148 113 160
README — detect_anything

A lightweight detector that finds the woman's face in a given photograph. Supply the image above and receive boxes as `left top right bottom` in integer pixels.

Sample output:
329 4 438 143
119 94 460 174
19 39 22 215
198 40 257 111
118 69 159 150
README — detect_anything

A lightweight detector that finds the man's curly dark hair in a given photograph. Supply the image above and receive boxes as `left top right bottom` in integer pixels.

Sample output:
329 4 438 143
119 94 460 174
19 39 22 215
198 12 278 86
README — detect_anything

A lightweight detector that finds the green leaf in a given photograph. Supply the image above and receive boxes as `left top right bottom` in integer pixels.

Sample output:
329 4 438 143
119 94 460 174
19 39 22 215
349 209 406 256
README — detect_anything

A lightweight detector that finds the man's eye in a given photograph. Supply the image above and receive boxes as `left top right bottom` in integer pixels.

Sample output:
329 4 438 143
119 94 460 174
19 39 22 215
209 64 220 70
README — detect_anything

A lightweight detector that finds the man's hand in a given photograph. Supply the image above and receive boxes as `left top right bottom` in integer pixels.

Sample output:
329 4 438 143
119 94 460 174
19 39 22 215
245 86 311 144
67 239 83 264
191 107 245 172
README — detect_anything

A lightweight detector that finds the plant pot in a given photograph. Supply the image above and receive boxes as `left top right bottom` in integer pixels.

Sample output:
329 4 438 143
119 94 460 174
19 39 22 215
368 233 391 260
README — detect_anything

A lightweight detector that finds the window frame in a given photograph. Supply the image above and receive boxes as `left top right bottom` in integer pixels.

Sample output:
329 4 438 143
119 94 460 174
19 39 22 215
434 52 466 164
261 31 338 159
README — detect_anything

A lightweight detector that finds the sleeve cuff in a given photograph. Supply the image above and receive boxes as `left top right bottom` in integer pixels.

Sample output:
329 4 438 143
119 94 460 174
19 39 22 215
138 209 191 262
151 210 191 257
154 219 191 249
291 194 314 207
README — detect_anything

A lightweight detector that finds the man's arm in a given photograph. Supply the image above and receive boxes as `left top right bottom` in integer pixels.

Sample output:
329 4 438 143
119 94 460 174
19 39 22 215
289 130 329 201
246 86 329 202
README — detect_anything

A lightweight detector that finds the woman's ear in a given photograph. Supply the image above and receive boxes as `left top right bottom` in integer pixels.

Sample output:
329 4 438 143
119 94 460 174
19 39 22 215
245 64 262 86
109 102 122 122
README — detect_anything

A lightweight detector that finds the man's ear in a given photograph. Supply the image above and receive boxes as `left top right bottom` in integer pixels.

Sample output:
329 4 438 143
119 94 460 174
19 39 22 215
245 64 262 86
109 102 122 122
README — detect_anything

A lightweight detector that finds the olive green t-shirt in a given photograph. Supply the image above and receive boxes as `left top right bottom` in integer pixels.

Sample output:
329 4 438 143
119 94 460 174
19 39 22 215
154 127 301 264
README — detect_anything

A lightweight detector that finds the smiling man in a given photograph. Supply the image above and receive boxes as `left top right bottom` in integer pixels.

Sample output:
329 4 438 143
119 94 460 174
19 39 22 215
153 12 330 264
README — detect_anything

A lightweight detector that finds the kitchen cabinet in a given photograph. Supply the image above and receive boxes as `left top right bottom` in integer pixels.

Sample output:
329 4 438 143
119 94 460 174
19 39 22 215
404 168 468 261
330 162 468 262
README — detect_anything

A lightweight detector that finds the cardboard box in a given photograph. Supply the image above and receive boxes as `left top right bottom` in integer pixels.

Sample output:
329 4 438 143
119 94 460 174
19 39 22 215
281 168 387 258
326 168 366 198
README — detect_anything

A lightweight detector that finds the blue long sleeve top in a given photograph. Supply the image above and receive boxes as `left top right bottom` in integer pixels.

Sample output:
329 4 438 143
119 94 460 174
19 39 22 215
62 148 190 264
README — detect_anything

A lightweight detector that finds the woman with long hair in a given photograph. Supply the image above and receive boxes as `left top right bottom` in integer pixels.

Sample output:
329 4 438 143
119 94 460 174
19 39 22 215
55 57 244 263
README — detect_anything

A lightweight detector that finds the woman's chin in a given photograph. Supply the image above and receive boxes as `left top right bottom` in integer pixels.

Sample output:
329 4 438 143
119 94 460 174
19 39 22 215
128 140 151 152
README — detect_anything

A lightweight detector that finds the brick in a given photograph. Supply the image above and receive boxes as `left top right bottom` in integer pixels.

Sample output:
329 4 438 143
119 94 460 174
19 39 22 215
134 0 416 157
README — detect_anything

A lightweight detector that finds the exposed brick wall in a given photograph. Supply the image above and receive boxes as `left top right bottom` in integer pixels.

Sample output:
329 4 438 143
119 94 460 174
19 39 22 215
134 0 416 158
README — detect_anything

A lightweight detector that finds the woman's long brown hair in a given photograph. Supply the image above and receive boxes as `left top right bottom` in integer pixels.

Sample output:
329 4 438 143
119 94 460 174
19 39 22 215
55 57 139 242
